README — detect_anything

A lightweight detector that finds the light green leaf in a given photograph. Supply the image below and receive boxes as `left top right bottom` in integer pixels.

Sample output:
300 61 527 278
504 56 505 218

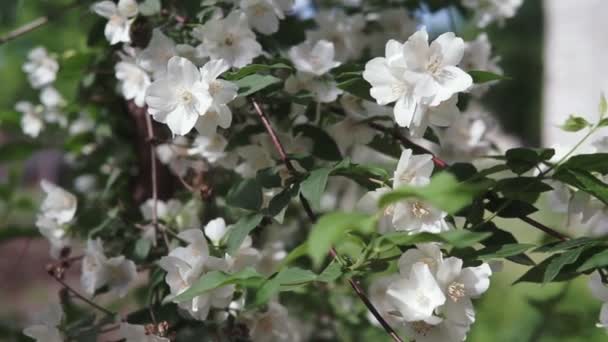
600 93 607 118
308 212 376 268
226 214 264 255
300 168 331 211
171 267 264 303
469 70 509 84
234 74 281 97
476 243 536 260
224 63 292 80
378 230 492 249
560 115 591 132
577 249 608 272
379 172 493 215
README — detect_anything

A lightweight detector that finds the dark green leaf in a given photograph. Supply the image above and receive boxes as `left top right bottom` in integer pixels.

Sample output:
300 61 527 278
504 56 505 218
559 153 608 174
293 124 342 161
553 168 608 205
337 76 374 102
469 70 509 84
317 261 342 282
486 197 538 218
380 230 491 249
235 74 281 97
577 249 608 272
224 63 292 80
543 247 586 283
476 243 535 260
332 158 390 190
0 141 40 163
300 168 331 210
133 238 151 261
504 148 554 174
226 214 264 255
535 237 598 253
226 178 264 210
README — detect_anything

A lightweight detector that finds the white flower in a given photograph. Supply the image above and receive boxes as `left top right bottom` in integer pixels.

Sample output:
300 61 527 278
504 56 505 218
364 30 472 132
589 272 608 330
235 144 274 178
189 133 228 163
408 95 461 138
69 114 96 135
193 59 238 136
435 257 492 323
140 198 200 229
191 11 263 68
240 0 294 35
22 303 64 342
402 316 471 342
204 217 231 246
119 322 170 342
284 72 342 103
36 216 70 259
367 275 402 327
387 262 446 322
288 40 341 76
328 117 376 153
137 29 177 79
91 0 138 45
116 60 151 107
81 238 137 297
16 101 44 138
159 229 234 320
340 94 393 119
23 47 59 88
202 218 260 272
437 105 491 163
546 180 571 214
397 243 444 276
40 180 77 225
145 56 213 136
462 0 523 28
246 302 302 342
306 9 365 62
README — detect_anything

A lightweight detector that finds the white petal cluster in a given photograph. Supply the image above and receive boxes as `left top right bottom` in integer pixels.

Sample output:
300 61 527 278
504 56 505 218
22 303 64 342
35 180 77 258
22 47 59 89
462 0 523 28
203 218 261 272
285 40 342 103
115 57 151 107
239 0 294 35
371 244 492 342
358 149 450 234
191 11 263 68
81 238 137 297
159 228 234 320
91 0 139 45
363 29 472 137
568 186 608 237
306 9 365 62
145 57 237 136
245 301 302 342
15 101 44 138
589 272 608 331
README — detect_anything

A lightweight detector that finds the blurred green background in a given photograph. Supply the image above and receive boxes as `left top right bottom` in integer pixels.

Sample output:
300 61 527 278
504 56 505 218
0 1 604 341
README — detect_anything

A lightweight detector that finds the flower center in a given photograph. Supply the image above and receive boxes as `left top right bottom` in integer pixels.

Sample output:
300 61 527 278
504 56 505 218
447 282 466 302
253 4 267 16
415 291 430 307
180 90 193 104
209 81 222 96
399 171 415 184
411 321 433 336
411 201 430 218
426 55 443 75
224 34 235 46
384 204 395 216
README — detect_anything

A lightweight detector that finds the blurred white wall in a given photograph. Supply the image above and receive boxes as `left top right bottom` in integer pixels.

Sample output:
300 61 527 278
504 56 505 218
543 0 608 151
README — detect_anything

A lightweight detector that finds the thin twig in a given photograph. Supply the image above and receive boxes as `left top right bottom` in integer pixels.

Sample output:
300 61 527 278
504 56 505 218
251 98 404 342
144 114 171 249
0 2 82 45
51 274 116 317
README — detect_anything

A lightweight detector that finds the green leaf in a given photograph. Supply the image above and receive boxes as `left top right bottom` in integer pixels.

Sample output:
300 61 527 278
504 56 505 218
494 177 553 203
0 110 20 126
535 237 598 253
133 238 151 261
560 115 591 132
226 214 264 255
300 168 331 211
171 267 264 303
226 178 264 211
577 249 608 272
379 230 491 249
543 247 585 283
485 197 538 218
337 76 374 102
599 118 608 127
265 184 298 217
504 148 555 174
332 158 390 190
553 168 608 205
469 70 509 84
559 153 608 174
224 63 292 80
293 124 342 161
308 212 375 268
379 173 493 215
317 261 343 282
0 141 40 163
475 243 535 260
253 267 318 306
234 74 281 97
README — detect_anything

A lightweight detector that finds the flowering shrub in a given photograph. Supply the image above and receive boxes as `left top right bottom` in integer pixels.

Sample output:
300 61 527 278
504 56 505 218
3 0 608 341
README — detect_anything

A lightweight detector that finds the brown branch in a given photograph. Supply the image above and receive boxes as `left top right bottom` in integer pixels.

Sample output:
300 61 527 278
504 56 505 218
49 271 116 317
251 99 404 342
